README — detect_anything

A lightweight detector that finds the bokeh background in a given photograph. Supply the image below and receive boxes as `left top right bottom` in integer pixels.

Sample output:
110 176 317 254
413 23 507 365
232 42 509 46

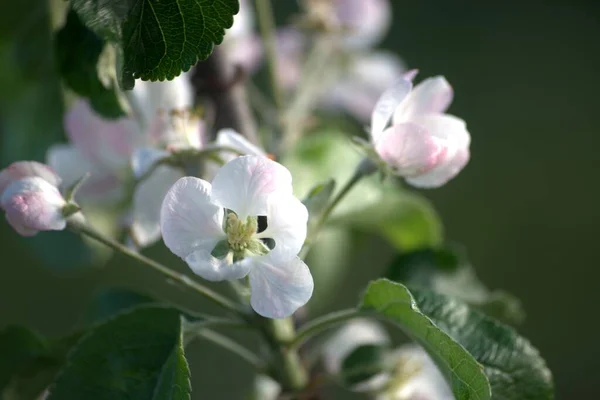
1 0 599 398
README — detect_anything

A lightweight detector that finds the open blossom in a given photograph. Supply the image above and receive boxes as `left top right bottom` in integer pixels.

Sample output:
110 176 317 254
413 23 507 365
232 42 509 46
47 75 201 247
161 155 313 318
0 162 67 236
324 319 453 399
370 74 471 188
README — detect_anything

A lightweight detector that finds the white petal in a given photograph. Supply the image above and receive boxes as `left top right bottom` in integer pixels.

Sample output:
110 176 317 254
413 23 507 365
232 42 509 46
131 147 170 179
1 177 66 235
248 255 314 318
47 144 123 204
374 123 447 177
383 345 454 400
335 0 392 49
128 73 194 130
323 319 390 375
370 79 412 142
405 148 470 189
216 129 266 160
0 161 61 195
210 155 292 219
413 114 470 146
131 165 183 247
185 250 252 281
254 375 280 400
160 177 225 259
393 76 453 123
65 100 140 170
257 192 307 260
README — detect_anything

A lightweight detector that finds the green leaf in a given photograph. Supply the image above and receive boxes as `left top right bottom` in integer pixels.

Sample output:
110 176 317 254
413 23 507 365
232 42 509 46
387 245 525 325
284 130 443 251
72 0 239 89
48 306 190 400
303 179 336 219
0 326 81 400
362 280 555 400
340 344 390 388
55 10 126 118
361 279 491 400
83 287 156 324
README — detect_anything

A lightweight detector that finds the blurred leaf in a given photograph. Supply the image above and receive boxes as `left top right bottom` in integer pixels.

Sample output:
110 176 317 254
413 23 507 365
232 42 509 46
0 326 81 400
340 344 389 388
387 245 525 325
55 10 125 118
71 0 239 89
303 179 336 221
284 130 443 252
362 280 555 400
47 306 190 400
83 287 156 324
361 280 491 400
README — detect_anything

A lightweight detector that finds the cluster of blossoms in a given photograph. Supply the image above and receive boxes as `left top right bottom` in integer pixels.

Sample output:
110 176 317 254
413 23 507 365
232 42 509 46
1 0 472 397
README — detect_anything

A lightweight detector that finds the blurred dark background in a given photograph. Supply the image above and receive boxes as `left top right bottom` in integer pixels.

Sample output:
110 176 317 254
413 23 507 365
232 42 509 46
1 0 599 398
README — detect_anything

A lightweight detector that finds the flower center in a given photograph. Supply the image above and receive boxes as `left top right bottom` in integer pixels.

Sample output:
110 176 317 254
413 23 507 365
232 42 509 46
226 212 258 252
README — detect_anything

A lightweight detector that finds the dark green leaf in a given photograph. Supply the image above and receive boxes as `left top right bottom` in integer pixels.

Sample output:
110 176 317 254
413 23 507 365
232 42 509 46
387 245 525 325
361 280 491 400
47 306 190 400
55 10 125 118
83 287 156 324
340 344 389 388
72 0 239 89
0 326 81 400
411 287 554 400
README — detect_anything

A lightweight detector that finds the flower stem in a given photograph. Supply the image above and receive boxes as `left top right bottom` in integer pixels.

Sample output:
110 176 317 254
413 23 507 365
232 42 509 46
261 317 309 392
289 309 364 349
300 158 376 258
255 0 284 114
67 218 250 319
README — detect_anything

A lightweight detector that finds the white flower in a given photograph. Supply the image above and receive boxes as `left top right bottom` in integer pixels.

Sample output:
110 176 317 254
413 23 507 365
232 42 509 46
160 155 313 318
254 375 281 400
331 0 392 49
378 345 454 400
47 74 200 247
370 75 471 188
0 161 67 236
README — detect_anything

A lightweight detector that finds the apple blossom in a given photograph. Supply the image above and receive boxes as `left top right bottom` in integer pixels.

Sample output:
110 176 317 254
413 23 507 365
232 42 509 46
370 75 471 188
0 161 68 236
160 155 313 318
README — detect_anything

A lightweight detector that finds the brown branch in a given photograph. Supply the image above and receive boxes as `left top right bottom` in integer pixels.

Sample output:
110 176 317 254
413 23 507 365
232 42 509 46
192 47 259 144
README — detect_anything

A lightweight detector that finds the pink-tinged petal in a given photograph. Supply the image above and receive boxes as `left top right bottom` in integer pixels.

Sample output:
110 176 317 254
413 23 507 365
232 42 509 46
131 147 170 179
370 78 412 142
185 250 252 281
325 51 406 122
248 255 314 319
65 100 139 170
0 161 61 194
405 147 470 189
374 123 447 177
215 129 266 160
334 0 392 49
129 73 194 130
47 144 123 204
256 192 308 260
210 156 293 219
160 177 225 259
131 165 183 247
393 76 454 123
403 69 419 82
413 114 470 146
1 177 66 235
323 319 390 375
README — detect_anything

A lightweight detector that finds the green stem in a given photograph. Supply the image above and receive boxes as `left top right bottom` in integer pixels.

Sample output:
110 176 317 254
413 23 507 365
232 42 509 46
300 159 375 259
187 328 264 370
289 309 363 350
67 219 250 319
261 317 309 392
255 0 284 113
